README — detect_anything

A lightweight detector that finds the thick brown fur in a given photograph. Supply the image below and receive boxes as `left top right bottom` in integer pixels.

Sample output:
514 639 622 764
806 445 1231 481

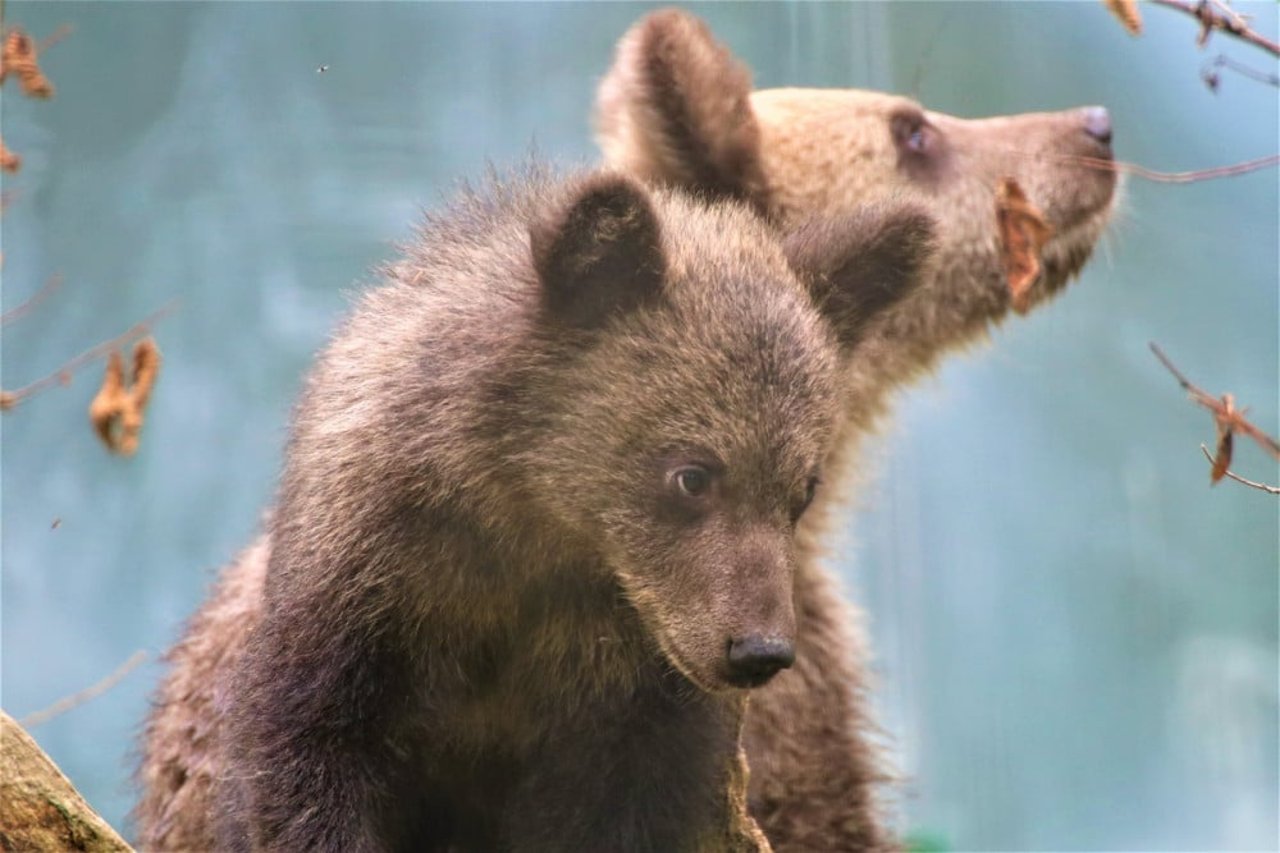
594 10 1119 852
135 167 936 851
135 538 268 853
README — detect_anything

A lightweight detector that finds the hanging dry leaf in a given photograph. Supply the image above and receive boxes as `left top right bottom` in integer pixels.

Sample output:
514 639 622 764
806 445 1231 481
0 135 20 173
1 29 55 98
1210 392 1240 484
88 351 126 448
1210 424 1234 484
995 177 1055 315
1102 0 1143 36
129 338 161 409
88 338 162 455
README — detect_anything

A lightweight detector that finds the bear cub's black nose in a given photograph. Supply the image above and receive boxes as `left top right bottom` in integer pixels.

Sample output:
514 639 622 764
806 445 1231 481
1081 106 1112 146
726 635 795 687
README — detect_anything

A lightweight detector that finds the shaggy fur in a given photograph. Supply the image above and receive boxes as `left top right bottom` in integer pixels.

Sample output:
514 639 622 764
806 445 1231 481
135 167 935 851
594 10 1119 851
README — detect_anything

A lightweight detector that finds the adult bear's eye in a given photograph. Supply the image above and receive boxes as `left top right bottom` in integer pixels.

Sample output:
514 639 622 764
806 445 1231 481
891 110 936 157
673 466 711 498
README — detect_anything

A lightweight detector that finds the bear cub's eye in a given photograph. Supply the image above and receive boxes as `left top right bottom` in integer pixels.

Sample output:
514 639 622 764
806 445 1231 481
790 475 821 525
672 466 712 498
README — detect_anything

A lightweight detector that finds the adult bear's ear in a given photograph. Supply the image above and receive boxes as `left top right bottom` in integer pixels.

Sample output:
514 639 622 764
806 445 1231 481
530 173 665 329
595 9 768 215
783 202 937 349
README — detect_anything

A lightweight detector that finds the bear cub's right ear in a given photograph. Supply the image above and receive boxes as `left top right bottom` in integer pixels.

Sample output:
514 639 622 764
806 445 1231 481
783 202 939 349
530 173 665 330
595 9 768 213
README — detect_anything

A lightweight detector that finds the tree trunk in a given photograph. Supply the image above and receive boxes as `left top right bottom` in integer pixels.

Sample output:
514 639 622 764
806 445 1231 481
0 710 132 852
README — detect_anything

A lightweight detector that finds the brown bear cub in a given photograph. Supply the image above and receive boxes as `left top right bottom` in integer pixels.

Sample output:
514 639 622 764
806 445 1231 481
159 168 934 851
597 9 1118 852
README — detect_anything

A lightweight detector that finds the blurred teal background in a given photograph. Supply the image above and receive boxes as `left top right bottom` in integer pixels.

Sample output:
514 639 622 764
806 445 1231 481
2 3 1275 850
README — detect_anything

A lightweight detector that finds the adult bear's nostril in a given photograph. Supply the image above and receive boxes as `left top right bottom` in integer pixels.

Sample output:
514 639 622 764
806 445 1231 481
1082 106 1112 146
726 635 795 688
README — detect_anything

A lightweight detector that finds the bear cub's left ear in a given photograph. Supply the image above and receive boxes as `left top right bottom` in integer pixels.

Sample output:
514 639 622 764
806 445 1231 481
530 173 666 330
783 202 938 348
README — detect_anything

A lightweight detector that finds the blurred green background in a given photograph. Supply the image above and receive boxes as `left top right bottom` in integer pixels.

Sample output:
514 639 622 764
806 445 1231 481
2 3 1276 850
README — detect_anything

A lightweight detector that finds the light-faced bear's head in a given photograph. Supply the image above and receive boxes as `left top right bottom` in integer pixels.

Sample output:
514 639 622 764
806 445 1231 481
596 9 1117 340
521 173 935 690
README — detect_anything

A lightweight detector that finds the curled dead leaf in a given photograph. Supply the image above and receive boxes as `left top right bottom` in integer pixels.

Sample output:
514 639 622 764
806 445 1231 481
995 177 1055 315
1102 0 1143 36
1 29 55 98
88 338 161 455
0 135 20 173
1211 426 1233 484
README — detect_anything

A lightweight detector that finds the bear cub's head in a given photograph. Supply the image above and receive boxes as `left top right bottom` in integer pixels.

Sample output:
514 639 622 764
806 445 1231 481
519 174 935 691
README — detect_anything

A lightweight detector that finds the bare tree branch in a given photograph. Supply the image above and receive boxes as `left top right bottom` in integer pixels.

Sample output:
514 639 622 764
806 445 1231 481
1061 152 1279 184
20 650 149 728
1199 444 1279 494
36 22 71 52
1151 343 1280 488
1202 53 1280 90
1151 342 1280 459
1 273 61 326
0 301 177 411
1150 0 1280 56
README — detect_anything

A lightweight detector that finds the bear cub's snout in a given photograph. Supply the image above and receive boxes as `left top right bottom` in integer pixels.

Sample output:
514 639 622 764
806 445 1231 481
726 634 796 688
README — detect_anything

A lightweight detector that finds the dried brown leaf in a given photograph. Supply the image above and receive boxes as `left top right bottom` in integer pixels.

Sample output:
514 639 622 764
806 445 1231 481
130 338 161 410
89 350 127 451
1103 0 1144 35
1211 426 1233 484
0 135 20 173
1 29 55 98
88 339 162 455
995 177 1055 314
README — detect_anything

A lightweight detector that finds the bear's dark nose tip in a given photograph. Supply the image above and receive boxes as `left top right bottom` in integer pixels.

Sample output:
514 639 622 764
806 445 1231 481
726 635 795 687
1081 106 1112 146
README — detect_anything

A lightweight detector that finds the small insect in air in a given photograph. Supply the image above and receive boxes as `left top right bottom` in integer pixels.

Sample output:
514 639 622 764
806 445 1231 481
316 64 330 74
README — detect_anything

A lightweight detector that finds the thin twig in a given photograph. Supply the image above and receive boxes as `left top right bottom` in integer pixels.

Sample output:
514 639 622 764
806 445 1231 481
1203 53 1280 89
36 22 71 52
20 650 149 728
1149 0 1280 56
1 273 62 326
0 301 178 411
1151 341 1206 393
1151 341 1280 459
1199 444 1279 494
1062 152 1280 184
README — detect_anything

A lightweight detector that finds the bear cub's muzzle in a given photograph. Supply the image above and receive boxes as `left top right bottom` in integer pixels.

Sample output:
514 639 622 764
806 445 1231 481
726 634 796 688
